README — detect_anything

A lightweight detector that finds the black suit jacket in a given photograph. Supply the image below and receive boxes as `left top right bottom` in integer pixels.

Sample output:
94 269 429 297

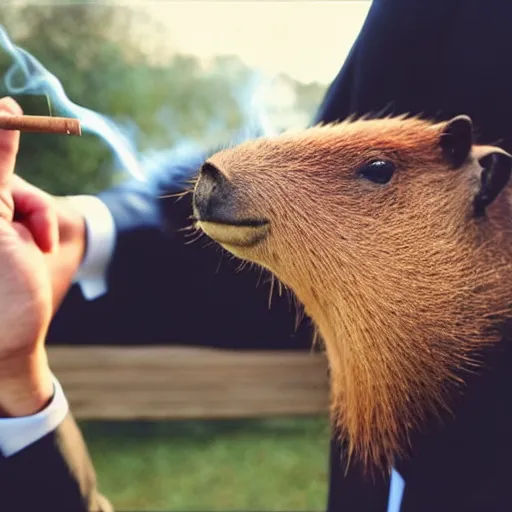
0 415 111 511
9 0 512 510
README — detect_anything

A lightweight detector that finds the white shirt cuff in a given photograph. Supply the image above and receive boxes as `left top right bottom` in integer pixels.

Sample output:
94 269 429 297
69 195 116 301
0 375 69 457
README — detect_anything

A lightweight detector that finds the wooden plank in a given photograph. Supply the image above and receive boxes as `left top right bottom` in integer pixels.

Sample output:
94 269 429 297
47 346 330 420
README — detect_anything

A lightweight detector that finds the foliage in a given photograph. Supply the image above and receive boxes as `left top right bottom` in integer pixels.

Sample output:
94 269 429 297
0 2 326 195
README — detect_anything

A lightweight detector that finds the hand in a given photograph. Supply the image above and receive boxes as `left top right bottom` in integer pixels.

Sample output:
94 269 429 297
50 195 87 309
12 176 87 311
0 97 59 417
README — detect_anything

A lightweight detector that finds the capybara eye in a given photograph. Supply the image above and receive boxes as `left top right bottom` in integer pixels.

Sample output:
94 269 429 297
357 160 396 184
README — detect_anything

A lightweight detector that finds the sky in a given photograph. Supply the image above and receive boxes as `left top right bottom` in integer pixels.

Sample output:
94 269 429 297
132 1 372 85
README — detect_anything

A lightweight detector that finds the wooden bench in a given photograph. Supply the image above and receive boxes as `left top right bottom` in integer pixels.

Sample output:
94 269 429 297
47 346 330 420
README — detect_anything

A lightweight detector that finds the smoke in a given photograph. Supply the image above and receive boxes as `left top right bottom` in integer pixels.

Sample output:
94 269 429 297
0 24 298 187
0 25 146 181
233 71 281 139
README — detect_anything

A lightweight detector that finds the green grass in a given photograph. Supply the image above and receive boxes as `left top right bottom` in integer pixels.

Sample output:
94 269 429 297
80 416 330 511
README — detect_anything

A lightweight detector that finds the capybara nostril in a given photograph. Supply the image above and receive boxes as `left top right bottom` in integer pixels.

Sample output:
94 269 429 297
193 161 236 223
200 162 224 183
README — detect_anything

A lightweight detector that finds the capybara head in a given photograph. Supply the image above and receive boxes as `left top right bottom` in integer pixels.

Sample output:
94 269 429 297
193 115 512 472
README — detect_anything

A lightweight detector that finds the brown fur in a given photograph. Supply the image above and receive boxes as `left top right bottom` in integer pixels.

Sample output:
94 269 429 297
195 116 512 473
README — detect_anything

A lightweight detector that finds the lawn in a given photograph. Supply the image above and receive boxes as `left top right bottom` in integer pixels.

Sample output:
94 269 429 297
81 416 330 511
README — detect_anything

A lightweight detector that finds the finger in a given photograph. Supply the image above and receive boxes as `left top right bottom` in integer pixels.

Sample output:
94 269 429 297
0 98 23 186
11 175 58 254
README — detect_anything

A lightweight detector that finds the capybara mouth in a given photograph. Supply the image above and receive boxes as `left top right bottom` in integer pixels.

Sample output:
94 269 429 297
197 218 269 248
193 160 269 248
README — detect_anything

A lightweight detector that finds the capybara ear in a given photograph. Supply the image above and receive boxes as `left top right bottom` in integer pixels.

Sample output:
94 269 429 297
471 145 512 217
439 115 473 169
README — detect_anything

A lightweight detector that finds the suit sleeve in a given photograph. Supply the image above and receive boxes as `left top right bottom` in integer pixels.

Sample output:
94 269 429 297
0 412 112 512
314 0 462 125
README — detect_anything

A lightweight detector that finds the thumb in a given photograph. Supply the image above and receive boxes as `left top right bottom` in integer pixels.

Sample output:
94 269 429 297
0 97 23 186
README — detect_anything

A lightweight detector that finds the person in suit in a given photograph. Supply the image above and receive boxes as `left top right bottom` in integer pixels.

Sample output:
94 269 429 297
2 0 512 510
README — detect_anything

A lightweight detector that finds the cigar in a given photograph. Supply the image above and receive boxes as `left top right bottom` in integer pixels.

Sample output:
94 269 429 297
0 115 81 136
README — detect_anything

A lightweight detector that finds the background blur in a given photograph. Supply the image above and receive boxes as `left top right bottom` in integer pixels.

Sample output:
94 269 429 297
0 1 369 510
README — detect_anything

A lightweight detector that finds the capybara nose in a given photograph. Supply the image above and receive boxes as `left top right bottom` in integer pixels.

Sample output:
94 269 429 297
193 162 234 222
